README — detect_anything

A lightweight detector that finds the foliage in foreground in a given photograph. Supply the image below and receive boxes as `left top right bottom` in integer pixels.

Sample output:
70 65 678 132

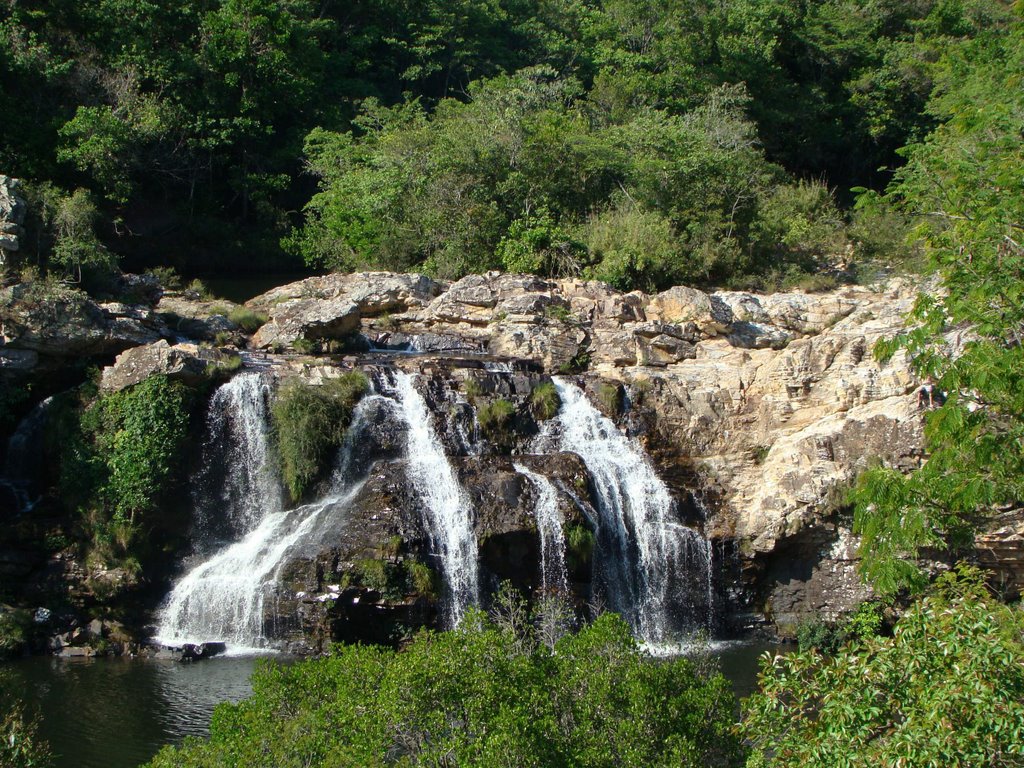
146 610 740 768
741 567 1024 768
851 15 1024 593
271 373 369 503
0 672 53 768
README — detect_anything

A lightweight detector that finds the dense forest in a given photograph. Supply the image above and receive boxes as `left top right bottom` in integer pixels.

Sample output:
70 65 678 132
4 1 1024 766
1 0 1012 288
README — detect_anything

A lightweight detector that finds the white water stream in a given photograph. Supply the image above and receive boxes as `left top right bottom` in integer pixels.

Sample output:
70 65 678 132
193 372 281 538
514 463 569 595
154 384 377 650
388 371 479 627
552 378 712 646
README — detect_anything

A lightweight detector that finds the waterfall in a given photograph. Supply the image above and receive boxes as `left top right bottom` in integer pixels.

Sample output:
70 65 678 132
388 370 478 627
153 489 360 651
193 372 281 541
1 396 52 515
551 378 711 647
154 384 377 651
514 463 569 595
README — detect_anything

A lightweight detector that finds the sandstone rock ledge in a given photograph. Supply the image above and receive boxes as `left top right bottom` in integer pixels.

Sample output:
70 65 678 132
242 271 935 633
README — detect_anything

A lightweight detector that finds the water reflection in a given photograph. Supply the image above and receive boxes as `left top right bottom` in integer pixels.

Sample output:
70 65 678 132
8 655 260 768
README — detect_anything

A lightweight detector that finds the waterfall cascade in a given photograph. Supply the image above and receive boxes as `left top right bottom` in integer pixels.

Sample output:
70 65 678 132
153 489 361 651
155 365 712 653
551 378 712 647
192 372 281 542
387 370 479 627
154 384 377 650
514 463 569 595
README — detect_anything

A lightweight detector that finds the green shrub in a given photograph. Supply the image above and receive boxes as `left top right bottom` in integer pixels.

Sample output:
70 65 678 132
742 567 1024 767
529 381 561 420
292 338 316 355
751 179 846 270
186 278 215 301
356 559 390 592
557 351 590 374
476 398 515 440
381 535 403 559
781 270 842 293
463 378 483 401
596 382 622 419
543 304 573 325
0 609 30 659
228 307 268 334
146 609 740 767
566 524 594 569
795 617 841 653
146 266 183 291
406 561 438 599
582 202 682 291
1 671 53 767
55 374 194 565
272 373 368 503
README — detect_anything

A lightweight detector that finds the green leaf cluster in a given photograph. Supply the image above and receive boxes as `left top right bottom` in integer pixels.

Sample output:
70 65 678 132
741 567 1024 768
271 373 369 503
1 670 53 768
852 16 1024 593
146 610 740 768
45 375 194 568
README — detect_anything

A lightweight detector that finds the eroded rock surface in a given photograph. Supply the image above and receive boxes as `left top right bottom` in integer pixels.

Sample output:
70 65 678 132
99 339 226 392
245 271 931 630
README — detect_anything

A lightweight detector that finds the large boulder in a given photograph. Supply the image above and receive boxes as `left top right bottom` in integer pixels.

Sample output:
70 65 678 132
0 283 161 358
251 296 360 349
648 285 733 337
99 339 218 392
249 273 443 350
247 272 442 316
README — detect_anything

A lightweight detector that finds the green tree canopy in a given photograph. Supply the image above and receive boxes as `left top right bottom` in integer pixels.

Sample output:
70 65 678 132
146 609 741 768
852 16 1024 593
740 567 1024 767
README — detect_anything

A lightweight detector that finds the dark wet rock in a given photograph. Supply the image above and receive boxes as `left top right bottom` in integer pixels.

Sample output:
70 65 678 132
0 175 26 260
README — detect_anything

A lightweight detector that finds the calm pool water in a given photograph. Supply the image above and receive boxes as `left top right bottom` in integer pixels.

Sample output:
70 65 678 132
6 641 781 767
6 655 263 768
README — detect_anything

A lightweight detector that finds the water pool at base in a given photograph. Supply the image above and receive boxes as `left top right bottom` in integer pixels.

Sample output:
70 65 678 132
6 641 783 768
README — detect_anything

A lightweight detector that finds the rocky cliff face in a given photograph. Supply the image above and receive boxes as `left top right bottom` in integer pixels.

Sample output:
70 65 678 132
1 268 937 653
235 271 930 635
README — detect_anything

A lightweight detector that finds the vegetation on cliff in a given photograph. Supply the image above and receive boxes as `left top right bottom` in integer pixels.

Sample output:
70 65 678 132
54 374 195 571
271 373 369 503
852 10 1024 595
741 567 1024 768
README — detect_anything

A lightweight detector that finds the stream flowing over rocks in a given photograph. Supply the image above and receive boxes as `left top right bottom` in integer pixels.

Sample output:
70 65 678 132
3 269 985 655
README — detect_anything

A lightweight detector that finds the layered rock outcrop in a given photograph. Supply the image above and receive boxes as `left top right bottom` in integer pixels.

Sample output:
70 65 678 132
242 271 931 632
1 267 942 646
